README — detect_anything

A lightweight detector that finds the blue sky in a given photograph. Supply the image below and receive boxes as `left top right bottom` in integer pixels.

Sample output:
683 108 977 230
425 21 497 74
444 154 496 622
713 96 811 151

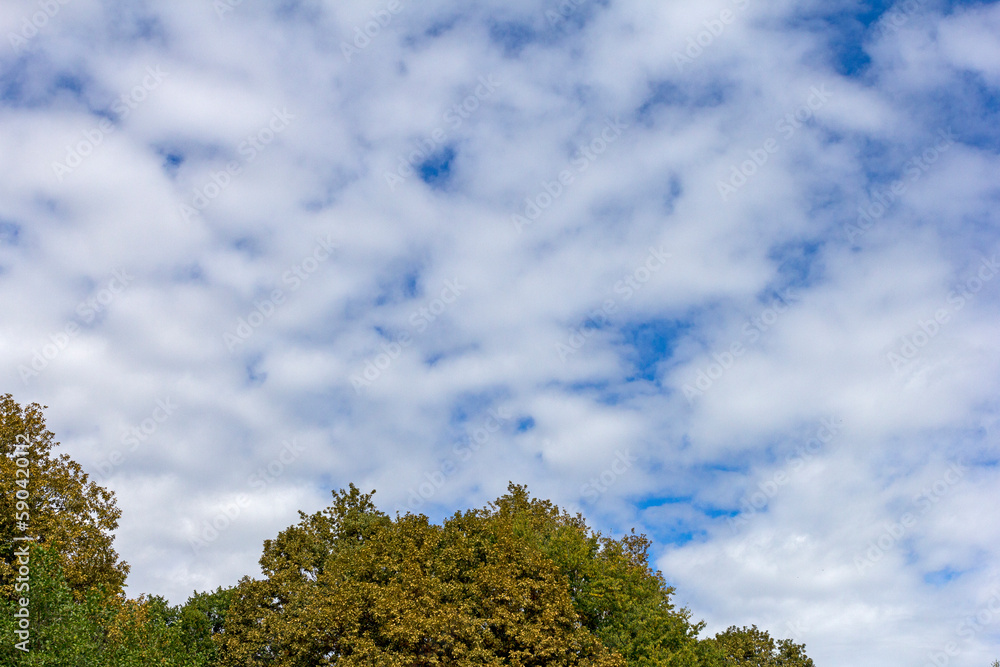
2 0 1000 664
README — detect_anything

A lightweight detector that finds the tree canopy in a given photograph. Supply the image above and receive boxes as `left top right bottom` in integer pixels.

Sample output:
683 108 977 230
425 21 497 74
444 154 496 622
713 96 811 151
0 544 232 666
217 483 732 666
219 484 626 666
712 625 814 667
0 394 128 601
0 394 821 666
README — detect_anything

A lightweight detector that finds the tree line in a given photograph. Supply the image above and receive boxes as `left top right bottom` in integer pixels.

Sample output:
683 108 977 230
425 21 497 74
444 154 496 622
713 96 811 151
0 393 902 665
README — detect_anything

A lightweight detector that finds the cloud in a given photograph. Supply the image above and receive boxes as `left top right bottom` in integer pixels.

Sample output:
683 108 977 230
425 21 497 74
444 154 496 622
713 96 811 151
1 1 998 664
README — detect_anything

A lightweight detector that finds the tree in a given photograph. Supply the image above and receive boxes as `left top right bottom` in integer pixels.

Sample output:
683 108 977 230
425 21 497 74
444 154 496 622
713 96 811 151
0 544 210 666
711 625 814 667
0 397 820 667
0 544 103 664
219 483 730 666
1 394 129 601
485 485 723 666
219 484 626 666
175 586 237 663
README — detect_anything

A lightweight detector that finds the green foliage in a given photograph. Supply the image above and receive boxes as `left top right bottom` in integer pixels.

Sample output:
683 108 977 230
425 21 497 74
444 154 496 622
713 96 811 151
219 484 626 666
176 586 236 662
711 625 814 667
0 544 210 666
212 484 816 667
1 394 129 601
0 545 101 665
0 394 818 666
486 485 722 667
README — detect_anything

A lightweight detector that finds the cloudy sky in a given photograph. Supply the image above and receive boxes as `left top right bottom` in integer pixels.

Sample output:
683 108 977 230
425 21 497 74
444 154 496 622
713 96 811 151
3 0 1000 664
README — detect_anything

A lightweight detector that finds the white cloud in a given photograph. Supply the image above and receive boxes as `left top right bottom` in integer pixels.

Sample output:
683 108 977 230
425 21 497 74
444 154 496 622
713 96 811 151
1 1 998 664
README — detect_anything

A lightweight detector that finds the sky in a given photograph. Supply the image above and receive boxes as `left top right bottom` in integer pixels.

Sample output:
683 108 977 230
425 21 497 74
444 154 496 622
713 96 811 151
1 0 999 664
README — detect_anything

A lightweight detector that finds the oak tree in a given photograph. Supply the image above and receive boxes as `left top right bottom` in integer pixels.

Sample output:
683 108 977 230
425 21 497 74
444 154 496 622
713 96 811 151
486 485 723 666
712 625 814 667
219 484 626 666
0 544 213 666
1 394 129 601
